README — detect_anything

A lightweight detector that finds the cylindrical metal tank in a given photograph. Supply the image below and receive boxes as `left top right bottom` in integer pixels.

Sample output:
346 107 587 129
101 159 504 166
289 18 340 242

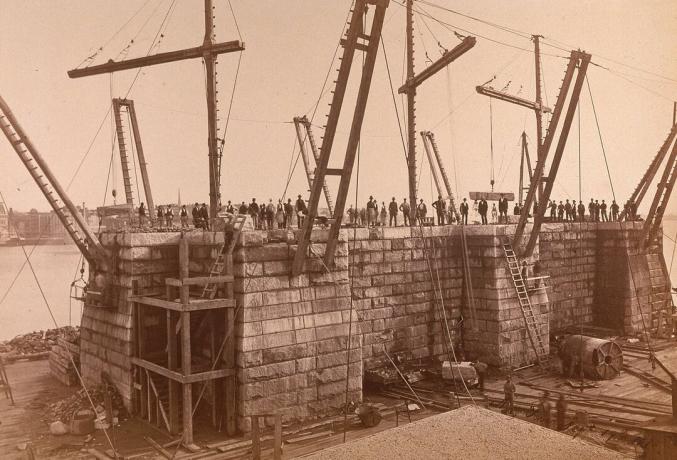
559 335 623 380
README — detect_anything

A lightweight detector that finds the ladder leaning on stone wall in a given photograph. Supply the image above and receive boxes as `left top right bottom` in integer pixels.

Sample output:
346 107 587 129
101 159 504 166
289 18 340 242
502 242 550 368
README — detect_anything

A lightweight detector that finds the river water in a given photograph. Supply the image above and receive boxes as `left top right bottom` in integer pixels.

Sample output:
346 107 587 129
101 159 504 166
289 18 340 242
1 220 677 341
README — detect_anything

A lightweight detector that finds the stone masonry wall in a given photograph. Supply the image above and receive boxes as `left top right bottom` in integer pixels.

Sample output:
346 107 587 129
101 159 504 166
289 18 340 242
233 229 361 432
595 222 669 334
538 223 597 331
79 221 671 433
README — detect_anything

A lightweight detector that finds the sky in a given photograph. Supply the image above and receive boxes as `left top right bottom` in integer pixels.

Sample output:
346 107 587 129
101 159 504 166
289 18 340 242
0 0 675 215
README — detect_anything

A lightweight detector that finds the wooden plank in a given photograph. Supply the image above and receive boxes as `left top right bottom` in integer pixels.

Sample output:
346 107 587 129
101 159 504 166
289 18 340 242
134 295 235 311
68 41 244 78
132 358 184 383
398 37 476 93
143 436 173 459
165 275 234 287
184 368 234 384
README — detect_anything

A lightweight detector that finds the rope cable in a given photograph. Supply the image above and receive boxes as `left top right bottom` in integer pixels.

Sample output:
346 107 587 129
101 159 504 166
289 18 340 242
380 35 409 164
0 190 118 454
489 99 495 189
74 0 155 69
585 75 616 202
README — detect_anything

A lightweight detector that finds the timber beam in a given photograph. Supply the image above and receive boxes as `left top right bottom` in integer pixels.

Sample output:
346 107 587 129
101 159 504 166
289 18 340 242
133 295 235 312
475 85 552 113
398 36 476 94
67 41 245 78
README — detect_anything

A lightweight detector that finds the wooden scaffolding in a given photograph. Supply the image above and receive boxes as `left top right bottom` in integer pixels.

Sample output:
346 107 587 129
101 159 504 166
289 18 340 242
131 221 243 446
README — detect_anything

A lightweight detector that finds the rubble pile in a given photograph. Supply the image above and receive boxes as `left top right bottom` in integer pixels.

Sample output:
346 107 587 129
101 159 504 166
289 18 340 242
0 326 79 357
46 384 127 424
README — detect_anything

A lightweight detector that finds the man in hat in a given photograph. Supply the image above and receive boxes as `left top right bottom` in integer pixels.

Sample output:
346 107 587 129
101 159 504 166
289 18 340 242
399 198 411 226
432 195 446 226
388 197 399 226
295 194 307 228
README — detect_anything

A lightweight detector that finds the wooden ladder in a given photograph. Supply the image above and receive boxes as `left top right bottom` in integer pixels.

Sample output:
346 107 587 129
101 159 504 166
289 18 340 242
0 357 14 405
502 242 549 368
201 214 247 299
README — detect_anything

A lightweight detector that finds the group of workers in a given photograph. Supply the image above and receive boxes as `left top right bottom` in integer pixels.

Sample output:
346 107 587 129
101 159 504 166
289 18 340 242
227 195 308 230
134 193 632 233
469 361 568 431
547 198 621 222
136 202 210 229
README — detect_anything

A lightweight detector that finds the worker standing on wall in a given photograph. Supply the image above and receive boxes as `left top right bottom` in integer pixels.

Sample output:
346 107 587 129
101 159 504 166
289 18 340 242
180 205 188 228
503 375 516 416
165 206 174 228
416 199 427 225
432 195 446 226
200 203 210 230
610 200 620 221
388 197 398 227
577 201 585 222
400 198 410 226
460 198 469 225
192 202 201 228
138 202 146 227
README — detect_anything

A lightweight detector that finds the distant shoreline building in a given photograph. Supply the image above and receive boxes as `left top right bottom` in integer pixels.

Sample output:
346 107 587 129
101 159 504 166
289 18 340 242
0 202 8 242
2 206 97 246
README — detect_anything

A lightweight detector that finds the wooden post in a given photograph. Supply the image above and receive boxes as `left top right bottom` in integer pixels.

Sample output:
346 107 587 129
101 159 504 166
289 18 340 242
252 415 261 460
181 310 193 444
225 253 236 435
406 0 417 225
167 310 180 434
274 413 283 460
179 236 193 444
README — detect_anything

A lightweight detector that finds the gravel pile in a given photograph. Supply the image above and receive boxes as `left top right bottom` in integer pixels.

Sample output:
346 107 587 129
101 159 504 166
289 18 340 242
0 326 79 356
300 405 625 460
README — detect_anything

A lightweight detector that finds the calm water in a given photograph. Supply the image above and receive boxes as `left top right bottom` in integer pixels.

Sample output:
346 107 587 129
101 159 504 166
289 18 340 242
0 244 84 341
1 221 677 341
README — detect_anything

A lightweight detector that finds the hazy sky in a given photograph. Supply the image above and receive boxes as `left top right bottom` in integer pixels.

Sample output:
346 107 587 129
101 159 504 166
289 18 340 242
0 1 675 214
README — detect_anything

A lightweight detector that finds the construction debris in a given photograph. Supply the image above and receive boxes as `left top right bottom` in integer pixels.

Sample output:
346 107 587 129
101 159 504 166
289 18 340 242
0 326 79 362
45 383 126 426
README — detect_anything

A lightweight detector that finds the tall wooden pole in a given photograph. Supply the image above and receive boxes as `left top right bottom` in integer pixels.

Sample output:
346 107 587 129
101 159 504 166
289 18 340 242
406 0 417 223
204 0 220 220
533 35 544 202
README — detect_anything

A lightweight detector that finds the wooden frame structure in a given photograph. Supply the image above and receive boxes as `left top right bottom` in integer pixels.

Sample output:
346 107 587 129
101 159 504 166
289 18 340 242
293 115 334 216
512 50 592 257
68 0 244 221
619 124 677 222
639 128 677 247
112 98 155 214
420 131 460 222
132 235 238 446
292 0 390 275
